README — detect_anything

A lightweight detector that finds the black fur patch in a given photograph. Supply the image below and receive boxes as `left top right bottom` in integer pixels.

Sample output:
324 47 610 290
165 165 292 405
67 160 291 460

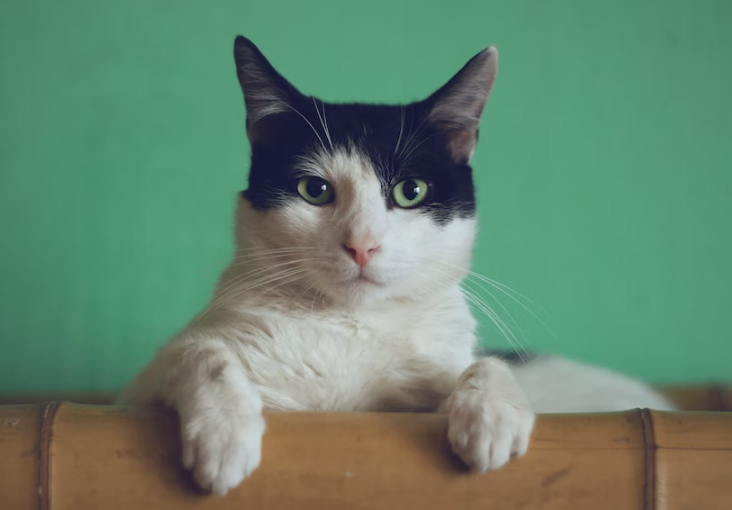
234 37 482 225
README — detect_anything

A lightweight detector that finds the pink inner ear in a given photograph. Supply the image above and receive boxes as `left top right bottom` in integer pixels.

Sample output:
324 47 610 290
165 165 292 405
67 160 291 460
422 47 497 164
247 117 277 148
443 128 478 164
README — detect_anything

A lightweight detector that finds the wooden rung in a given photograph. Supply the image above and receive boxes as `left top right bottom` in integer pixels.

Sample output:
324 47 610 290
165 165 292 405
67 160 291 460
1 402 731 509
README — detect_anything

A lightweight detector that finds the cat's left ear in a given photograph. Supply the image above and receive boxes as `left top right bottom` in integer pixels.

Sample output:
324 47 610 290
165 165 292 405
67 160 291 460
233 36 303 146
424 47 498 163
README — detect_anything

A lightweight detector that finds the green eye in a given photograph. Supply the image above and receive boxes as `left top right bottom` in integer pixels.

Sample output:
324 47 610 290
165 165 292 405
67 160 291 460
296 176 335 205
392 178 429 208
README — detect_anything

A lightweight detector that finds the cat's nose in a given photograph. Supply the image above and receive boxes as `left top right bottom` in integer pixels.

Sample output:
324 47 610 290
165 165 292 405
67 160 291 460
342 241 381 267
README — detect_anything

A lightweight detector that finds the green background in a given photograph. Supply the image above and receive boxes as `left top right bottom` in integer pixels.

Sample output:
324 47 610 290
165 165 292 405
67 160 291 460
1 0 730 394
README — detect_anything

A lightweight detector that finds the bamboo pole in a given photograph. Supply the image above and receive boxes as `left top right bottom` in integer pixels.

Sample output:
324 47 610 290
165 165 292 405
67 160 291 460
1 403 731 509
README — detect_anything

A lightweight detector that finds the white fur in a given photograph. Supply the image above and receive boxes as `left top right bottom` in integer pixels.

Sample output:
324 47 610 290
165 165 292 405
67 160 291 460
444 357 535 471
512 356 674 413
118 148 673 495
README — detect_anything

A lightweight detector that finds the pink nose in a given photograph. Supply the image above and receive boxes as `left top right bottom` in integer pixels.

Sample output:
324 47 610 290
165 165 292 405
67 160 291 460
343 242 381 267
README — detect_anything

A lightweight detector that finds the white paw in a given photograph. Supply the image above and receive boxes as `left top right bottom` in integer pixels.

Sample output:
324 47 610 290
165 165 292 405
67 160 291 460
181 411 265 495
446 388 535 472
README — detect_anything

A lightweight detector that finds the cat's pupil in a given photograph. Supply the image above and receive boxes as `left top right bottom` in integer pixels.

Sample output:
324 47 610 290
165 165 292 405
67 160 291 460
403 180 420 201
307 177 327 198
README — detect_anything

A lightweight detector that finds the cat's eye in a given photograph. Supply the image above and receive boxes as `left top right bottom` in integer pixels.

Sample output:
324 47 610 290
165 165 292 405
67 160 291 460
296 176 335 205
392 178 429 209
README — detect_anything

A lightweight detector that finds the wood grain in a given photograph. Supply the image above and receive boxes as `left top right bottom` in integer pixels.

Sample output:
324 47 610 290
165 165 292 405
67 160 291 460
651 412 732 510
0 402 730 509
0 405 45 510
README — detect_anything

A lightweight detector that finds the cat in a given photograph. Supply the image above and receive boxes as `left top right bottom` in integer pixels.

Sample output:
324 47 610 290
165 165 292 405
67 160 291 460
116 36 674 495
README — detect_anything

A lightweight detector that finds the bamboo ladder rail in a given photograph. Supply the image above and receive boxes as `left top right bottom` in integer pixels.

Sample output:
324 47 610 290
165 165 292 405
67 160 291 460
0 386 731 510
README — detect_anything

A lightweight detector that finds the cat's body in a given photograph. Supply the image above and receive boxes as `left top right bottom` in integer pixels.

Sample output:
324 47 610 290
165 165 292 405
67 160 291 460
120 252 477 414
118 36 674 495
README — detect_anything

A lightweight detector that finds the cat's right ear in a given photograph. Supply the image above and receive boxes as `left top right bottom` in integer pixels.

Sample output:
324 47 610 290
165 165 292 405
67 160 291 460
423 47 498 164
233 36 301 146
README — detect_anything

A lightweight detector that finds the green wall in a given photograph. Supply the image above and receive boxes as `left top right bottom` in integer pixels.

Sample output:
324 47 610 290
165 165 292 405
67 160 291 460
1 1 730 394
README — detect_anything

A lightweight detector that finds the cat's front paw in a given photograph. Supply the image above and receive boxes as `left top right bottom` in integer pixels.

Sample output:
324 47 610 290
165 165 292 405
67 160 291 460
446 387 535 472
181 410 265 495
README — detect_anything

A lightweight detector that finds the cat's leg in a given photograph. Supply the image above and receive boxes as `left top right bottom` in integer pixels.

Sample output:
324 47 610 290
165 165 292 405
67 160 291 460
444 356 535 472
116 334 264 495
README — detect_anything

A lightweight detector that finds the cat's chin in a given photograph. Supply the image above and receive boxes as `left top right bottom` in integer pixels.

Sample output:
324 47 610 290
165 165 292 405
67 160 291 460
351 273 384 287
319 274 392 307
338 276 385 294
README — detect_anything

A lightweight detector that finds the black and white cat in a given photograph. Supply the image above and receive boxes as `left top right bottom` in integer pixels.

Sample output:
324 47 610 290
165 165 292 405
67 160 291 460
117 36 674 495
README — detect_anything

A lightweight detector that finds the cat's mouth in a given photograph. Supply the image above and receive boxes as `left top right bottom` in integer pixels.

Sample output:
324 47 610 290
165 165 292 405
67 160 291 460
356 273 382 285
337 271 383 287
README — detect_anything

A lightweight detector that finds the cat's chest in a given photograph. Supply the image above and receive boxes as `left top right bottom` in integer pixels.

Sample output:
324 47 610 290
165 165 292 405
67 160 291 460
234 303 474 412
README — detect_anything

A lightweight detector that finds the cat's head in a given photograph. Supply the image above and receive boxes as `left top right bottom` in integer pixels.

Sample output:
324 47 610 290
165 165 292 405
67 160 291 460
232 36 497 306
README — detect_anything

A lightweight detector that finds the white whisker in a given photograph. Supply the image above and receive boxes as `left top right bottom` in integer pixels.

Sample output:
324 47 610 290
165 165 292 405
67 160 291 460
312 97 334 150
397 111 430 162
423 262 529 362
425 257 558 338
215 258 319 303
393 106 405 157
400 131 441 165
275 100 327 152
462 286 529 364
195 258 320 324
204 267 310 320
